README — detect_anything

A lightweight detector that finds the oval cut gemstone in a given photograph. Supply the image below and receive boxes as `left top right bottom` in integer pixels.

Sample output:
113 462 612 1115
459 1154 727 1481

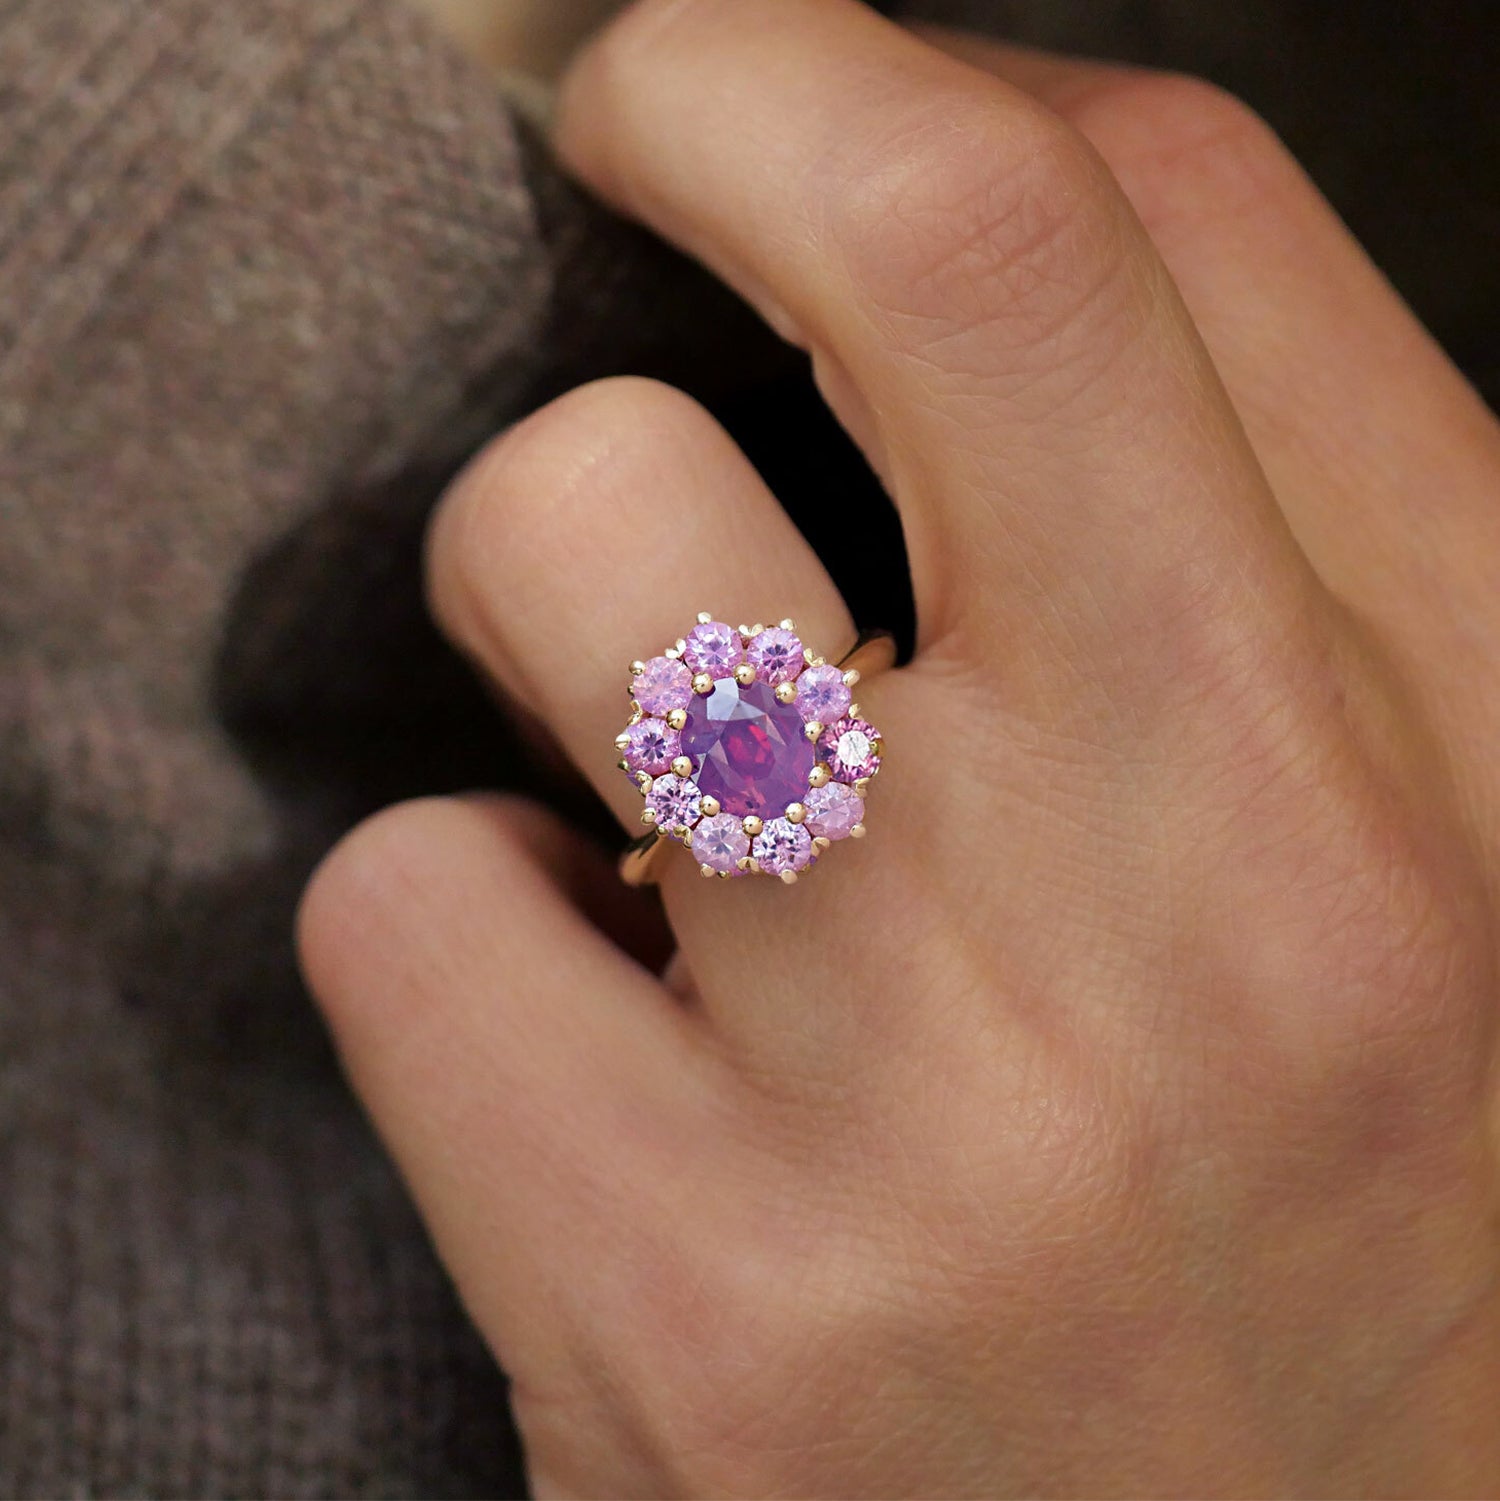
682 677 815 819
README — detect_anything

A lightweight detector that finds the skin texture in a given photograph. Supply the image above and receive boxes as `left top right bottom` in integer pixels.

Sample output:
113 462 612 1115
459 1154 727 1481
298 2 1500 1494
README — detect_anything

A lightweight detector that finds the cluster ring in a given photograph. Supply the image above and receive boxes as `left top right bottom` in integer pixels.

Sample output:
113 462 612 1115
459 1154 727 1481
616 615 892 886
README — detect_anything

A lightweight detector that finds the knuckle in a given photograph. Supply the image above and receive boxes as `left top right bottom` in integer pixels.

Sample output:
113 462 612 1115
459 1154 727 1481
298 794 527 1006
426 376 697 640
1070 70 1298 234
818 93 1137 360
296 795 465 1008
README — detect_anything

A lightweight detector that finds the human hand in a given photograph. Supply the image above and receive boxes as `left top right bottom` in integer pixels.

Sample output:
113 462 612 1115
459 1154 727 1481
299 1 1500 1493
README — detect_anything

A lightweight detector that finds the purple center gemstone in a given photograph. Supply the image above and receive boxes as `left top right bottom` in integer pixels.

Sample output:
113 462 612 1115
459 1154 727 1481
682 677 815 819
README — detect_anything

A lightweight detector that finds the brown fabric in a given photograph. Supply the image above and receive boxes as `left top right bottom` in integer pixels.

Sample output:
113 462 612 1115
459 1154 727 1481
0 0 1494 1495
0 0 774 1493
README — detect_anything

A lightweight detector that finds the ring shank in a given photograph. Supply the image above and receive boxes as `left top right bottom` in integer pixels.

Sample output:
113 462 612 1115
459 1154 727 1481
618 629 896 887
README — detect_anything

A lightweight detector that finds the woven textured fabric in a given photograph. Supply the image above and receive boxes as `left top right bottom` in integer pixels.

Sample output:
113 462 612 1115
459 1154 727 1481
0 0 775 1493
0 0 1494 1494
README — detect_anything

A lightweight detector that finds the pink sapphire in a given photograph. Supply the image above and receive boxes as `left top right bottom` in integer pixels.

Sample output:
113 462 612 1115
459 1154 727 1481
745 628 804 686
682 678 815 819
693 813 750 875
683 621 743 676
819 716 882 782
632 655 692 715
620 717 681 777
794 663 852 725
645 773 701 835
752 818 813 876
803 781 862 840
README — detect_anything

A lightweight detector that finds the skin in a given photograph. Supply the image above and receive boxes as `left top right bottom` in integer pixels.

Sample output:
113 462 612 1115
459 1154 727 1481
298 2 1500 1494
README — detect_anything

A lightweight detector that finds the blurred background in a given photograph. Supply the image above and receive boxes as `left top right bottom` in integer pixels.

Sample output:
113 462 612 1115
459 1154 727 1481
0 0 1494 1495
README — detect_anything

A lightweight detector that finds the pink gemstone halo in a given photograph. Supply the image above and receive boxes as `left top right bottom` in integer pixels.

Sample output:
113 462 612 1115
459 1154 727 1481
616 614 888 886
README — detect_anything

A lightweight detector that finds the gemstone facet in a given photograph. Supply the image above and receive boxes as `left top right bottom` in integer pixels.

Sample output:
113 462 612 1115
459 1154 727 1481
746 628 804 687
819 716 882 783
620 717 682 777
693 813 751 875
645 773 702 835
683 621 744 677
794 662 852 724
752 817 813 876
632 656 693 716
803 781 863 840
682 677 816 819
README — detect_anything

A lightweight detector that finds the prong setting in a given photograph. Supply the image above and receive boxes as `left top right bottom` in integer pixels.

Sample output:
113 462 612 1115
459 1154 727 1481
617 616 885 883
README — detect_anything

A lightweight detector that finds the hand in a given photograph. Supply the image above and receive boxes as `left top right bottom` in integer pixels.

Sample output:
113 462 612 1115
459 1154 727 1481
298 2 1500 1493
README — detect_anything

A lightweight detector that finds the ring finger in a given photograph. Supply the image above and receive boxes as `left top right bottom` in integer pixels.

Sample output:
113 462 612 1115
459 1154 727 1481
427 373 855 834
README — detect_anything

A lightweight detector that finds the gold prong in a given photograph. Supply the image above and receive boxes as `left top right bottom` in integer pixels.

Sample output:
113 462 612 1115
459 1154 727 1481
808 764 831 788
664 645 683 660
778 618 795 631
617 759 629 773
719 869 732 879
780 870 798 886
696 611 713 625
803 722 823 742
742 816 764 838
734 662 756 686
614 732 631 749
628 704 643 726
700 795 721 818
811 835 831 853
629 660 647 677
667 708 688 731
736 856 754 872
853 778 871 797
635 771 653 791
850 823 867 839
843 668 861 688
671 755 693 778
682 828 693 848
785 802 806 825
774 681 797 704
848 702 860 719
748 622 766 638
700 863 716 877
641 808 657 826
808 653 825 668
736 624 751 639
692 672 713 695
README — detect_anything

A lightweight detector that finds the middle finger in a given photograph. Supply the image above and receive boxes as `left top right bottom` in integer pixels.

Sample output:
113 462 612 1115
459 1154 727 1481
557 0 1325 725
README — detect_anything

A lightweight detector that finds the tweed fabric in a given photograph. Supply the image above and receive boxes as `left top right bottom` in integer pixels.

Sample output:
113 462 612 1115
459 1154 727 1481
0 0 1494 1494
0 0 775 1493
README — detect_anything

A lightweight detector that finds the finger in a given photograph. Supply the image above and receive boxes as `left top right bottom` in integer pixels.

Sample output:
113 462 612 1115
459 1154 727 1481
425 372 928 1069
917 30 1500 814
296 793 729 1380
426 375 854 834
555 0 1323 727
